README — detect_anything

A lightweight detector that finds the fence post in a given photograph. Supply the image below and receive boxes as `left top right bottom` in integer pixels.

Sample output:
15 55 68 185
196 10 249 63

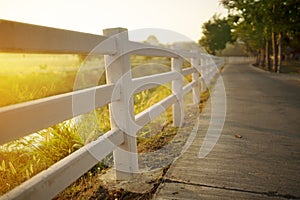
191 54 200 104
103 28 138 180
172 57 183 127
200 54 207 92
207 57 213 84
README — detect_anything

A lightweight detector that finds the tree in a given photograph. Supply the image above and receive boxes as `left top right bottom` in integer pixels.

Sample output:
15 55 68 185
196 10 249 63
199 15 234 55
144 35 160 46
221 0 300 72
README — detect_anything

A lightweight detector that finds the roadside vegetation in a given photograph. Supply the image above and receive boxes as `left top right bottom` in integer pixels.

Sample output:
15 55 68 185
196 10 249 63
0 53 209 199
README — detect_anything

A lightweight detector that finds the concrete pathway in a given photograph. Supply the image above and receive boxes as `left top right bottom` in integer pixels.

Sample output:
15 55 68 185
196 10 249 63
154 63 300 199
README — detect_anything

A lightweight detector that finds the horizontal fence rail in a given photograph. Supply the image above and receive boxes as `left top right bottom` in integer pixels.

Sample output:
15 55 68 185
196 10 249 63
2 129 124 200
0 19 226 199
0 19 116 54
0 84 119 145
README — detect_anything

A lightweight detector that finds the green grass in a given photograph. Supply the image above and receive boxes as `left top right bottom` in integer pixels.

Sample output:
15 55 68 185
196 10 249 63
0 53 191 196
0 122 83 194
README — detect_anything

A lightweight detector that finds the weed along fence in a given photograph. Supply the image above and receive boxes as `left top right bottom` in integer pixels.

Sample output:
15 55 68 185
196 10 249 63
0 19 223 199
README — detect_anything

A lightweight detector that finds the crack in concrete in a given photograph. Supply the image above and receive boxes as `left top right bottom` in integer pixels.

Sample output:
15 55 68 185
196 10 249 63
163 178 299 199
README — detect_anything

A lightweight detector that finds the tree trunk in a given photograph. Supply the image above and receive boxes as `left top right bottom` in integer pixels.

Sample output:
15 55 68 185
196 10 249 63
256 50 261 66
265 39 271 70
277 32 283 73
260 47 265 67
272 32 278 72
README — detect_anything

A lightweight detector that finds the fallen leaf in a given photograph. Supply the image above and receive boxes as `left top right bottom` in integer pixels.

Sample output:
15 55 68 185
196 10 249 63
235 134 242 139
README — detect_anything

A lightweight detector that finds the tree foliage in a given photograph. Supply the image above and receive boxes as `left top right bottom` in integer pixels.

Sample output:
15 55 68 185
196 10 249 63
221 0 300 72
199 15 234 55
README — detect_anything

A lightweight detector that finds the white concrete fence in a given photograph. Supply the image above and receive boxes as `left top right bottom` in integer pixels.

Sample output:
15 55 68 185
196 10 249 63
0 19 223 199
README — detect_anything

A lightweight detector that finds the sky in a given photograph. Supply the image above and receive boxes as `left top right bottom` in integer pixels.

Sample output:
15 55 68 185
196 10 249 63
0 0 227 43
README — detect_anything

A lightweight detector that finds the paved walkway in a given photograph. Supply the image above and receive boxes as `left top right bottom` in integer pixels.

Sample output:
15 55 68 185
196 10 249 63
154 63 300 199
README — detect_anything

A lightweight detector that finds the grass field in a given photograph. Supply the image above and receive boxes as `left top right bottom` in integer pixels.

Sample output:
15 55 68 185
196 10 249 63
0 53 80 107
0 53 197 196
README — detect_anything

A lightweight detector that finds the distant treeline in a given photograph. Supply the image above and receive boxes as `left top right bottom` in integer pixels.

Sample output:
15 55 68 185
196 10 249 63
199 0 300 72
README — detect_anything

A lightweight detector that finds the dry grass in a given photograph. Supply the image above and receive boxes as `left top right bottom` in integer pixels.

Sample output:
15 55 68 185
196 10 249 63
54 88 211 200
